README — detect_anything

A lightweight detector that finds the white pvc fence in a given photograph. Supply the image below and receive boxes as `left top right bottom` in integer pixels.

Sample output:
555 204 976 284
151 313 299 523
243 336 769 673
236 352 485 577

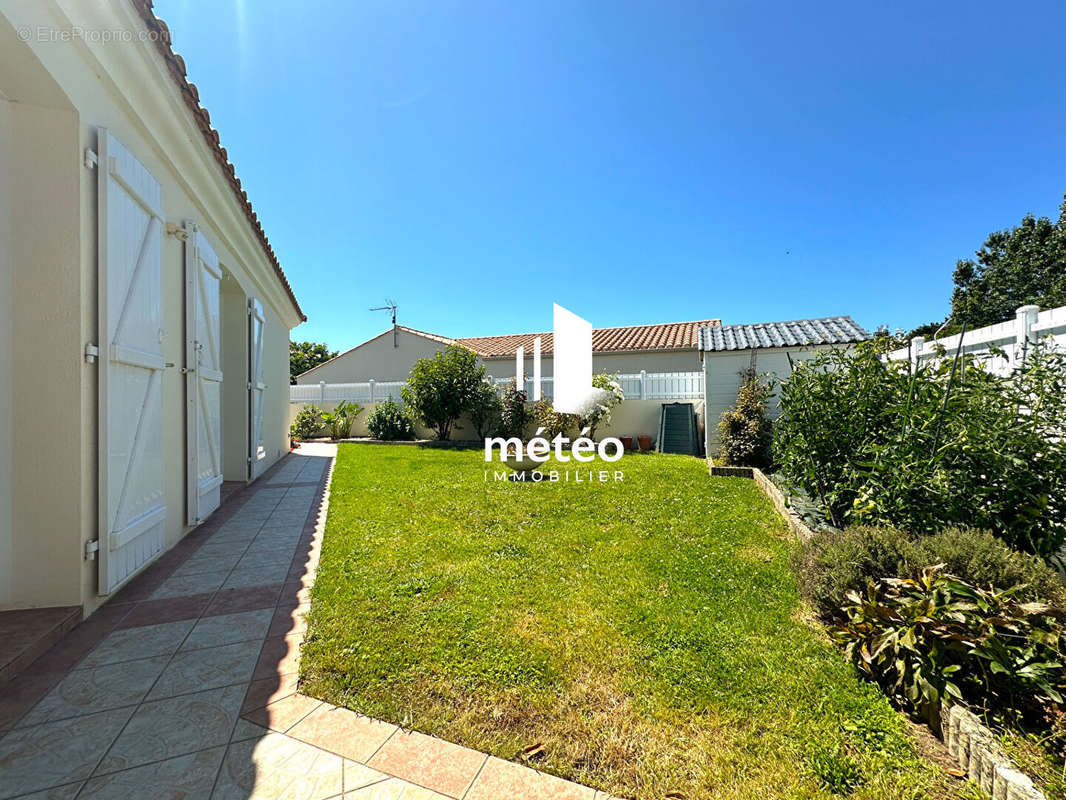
885 304 1066 376
291 371 705 405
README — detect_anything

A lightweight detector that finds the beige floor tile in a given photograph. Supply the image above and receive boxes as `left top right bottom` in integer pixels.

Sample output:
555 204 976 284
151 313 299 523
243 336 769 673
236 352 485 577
212 731 344 799
182 609 274 651
287 704 397 764
96 684 246 772
18 656 169 727
0 706 133 799
465 757 595 800
367 729 486 798
343 777 449 799
242 693 321 733
147 640 262 701
81 746 225 799
242 673 300 714
77 619 195 669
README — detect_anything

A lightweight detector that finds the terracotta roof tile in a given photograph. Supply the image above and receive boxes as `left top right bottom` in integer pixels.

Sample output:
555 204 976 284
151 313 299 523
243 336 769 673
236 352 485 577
457 319 720 358
129 1 305 321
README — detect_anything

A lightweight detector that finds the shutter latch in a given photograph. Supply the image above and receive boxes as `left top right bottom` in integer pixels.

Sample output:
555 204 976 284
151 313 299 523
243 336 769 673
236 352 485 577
84 343 99 363
83 149 98 169
84 539 100 560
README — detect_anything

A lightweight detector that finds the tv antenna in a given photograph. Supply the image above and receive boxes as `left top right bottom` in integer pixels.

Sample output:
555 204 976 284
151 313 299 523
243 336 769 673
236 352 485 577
370 299 398 347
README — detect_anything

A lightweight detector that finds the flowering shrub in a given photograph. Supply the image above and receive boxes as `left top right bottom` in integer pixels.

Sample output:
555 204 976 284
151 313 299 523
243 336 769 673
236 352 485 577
716 368 772 467
365 399 414 440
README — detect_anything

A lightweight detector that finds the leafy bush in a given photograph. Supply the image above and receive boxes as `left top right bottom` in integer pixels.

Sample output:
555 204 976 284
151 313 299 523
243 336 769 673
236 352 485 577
467 380 503 439
532 398 575 440
834 566 1066 724
580 373 625 439
290 404 324 441
716 368 773 467
795 526 1066 619
402 345 486 440
499 379 529 439
774 340 1066 557
365 399 414 440
320 400 363 441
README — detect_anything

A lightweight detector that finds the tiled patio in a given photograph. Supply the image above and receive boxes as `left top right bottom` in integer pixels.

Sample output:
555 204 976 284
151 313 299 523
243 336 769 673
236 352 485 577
0 444 610 800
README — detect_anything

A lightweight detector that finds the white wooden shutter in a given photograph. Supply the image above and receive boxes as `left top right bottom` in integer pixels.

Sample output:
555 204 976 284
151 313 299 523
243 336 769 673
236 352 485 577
248 298 267 479
184 222 223 524
96 129 166 595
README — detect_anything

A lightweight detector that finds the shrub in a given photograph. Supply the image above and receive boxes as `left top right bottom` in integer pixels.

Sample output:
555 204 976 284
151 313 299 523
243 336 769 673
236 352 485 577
320 400 363 441
834 566 1066 725
773 340 1066 557
402 345 486 440
290 404 324 441
365 399 414 440
467 380 503 439
580 373 625 439
716 368 773 467
795 526 1066 619
532 398 576 440
499 379 529 439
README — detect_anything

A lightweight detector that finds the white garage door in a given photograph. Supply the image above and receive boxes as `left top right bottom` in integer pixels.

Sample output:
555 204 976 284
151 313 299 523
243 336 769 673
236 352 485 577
184 222 223 524
96 129 166 595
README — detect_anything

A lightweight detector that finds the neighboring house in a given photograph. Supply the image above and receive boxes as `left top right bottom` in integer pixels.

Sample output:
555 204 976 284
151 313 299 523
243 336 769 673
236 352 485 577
296 319 720 384
0 2 305 615
698 316 870 454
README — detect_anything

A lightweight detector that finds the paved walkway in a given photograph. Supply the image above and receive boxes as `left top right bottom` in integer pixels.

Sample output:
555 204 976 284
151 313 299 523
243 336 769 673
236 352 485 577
0 444 610 800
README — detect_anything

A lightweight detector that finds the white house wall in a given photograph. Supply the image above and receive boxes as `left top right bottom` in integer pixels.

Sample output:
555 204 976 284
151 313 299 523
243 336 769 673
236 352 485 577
297 328 456 384
703 346 833 456
0 91 12 605
1 3 299 613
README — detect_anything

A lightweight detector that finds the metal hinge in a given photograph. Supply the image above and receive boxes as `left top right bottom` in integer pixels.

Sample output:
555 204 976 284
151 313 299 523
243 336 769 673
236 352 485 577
84 343 100 363
84 539 100 560
83 148 98 169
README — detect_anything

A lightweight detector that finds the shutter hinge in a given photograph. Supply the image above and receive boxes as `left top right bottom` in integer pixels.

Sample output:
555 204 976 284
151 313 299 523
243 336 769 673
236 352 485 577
84 539 100 560
83 148 98 169
84 343 100 363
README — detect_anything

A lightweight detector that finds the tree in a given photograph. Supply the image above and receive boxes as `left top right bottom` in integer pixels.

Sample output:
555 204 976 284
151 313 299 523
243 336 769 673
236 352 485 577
467 380 503 439
716 368 773 468
290 341 337 384
402 345 485 440
949 192 1066 329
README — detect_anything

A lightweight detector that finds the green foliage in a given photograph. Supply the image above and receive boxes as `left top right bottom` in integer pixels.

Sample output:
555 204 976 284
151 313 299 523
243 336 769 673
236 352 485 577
580 373 625 439
532 398 576 440
365 398 414 440
499 379 529 439
402 345 486 440
806 741 864 795
289 340 337 384
795 526 1066 620
773 340 1066 557
290 404 324 442
467 380 503 439
716 368 773 468
834 566 1066 724
951 192 1066 329
320 400 363 441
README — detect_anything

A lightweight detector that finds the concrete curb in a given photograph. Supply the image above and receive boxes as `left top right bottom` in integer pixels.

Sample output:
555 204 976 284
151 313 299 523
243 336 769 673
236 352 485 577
941 704 1046 800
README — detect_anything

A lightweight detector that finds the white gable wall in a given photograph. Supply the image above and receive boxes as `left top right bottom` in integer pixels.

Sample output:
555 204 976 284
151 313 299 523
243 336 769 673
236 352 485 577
297 328 455 384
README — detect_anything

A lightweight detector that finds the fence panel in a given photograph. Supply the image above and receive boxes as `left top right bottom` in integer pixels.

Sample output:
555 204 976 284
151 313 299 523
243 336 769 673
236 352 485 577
293 371 706 404
885 304 1066 377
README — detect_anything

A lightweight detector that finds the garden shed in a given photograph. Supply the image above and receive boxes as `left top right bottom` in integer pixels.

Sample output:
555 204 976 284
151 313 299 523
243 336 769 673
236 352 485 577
0 0 304 620
698 316 870 455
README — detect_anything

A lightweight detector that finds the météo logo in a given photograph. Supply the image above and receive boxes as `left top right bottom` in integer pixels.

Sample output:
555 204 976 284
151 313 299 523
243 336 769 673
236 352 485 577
484 304 625 474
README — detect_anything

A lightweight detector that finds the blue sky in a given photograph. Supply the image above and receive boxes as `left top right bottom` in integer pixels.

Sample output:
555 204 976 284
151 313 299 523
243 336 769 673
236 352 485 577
155 0 1066 352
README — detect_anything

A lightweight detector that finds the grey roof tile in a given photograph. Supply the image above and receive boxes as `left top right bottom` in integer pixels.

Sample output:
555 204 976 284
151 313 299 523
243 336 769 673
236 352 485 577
698 316 870 352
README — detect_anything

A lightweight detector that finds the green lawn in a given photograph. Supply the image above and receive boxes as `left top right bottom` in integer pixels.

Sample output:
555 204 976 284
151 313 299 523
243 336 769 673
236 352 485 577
301 445 954 800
